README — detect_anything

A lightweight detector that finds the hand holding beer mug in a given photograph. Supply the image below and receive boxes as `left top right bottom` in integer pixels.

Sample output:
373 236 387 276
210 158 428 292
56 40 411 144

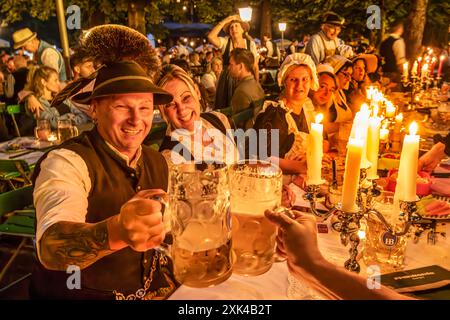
169 163 233 287
57 119 78 142
34 119 51 141
229 160 283 276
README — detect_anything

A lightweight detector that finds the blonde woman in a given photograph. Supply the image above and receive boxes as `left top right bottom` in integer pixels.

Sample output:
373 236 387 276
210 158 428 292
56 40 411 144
156 64 238 165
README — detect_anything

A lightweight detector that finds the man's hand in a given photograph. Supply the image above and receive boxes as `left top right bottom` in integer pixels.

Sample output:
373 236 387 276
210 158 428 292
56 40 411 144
282 185 296 208
265 210 324 273
112 189 167 252
418 142 446 173
27 94 44 117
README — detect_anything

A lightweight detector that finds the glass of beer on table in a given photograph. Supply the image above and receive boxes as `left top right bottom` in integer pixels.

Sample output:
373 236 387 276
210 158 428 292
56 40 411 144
229 160 283 276
168 162 232 287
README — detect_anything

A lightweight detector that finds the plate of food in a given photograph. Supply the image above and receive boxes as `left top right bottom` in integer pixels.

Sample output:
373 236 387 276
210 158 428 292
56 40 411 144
417 195 450 220
387 169 431 196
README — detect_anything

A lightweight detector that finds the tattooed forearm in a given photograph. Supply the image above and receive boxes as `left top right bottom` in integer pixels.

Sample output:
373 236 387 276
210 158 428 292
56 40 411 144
39 221 114 271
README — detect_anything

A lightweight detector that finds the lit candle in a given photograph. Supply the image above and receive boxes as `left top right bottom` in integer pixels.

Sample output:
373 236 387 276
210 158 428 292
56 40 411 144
395 122 420 202
421 63 429 80
306 113 324 185
379 126 389 142
430 57 437 77
341 130 364 212
437 55 445 78
385 101 396 118
350 104 371 169
411 60 418 76
366 109 381 179
402 62 408 78
395 113 403 124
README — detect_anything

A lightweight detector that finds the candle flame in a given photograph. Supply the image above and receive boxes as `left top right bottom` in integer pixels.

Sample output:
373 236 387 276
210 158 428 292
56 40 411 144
440 55 445 61
315 113 323 124
409 122 418 135
395 113 403 121
432 57 437 63
418 57 422 62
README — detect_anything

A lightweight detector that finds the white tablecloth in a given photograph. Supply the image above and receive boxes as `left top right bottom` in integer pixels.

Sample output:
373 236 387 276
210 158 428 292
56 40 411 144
170 184 450 300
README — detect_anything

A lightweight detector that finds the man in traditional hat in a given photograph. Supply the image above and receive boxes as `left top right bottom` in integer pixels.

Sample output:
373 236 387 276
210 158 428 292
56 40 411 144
29 23 181 299
12 27 67 82
305 12 346 65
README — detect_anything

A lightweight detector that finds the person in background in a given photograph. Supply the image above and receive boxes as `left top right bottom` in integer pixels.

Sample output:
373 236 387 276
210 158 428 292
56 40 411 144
289 40 298 55
228 48 264 116
208 14 258 109
201 57 223 110
325 55 354 122
380 19 406 82
305 12 346 65
253 53 319 174
70 51 96 80
309 63 339 137
25 65 90 129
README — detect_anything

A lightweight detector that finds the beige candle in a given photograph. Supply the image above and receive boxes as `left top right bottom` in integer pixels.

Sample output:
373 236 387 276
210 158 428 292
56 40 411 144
367 111 381 179
395 122 420 202
402 62 408 78
306 114 324 185
341 134 364 212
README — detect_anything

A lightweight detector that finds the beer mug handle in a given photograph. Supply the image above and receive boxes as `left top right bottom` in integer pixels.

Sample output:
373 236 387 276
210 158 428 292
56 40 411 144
34 127 39 139
150 194 172 256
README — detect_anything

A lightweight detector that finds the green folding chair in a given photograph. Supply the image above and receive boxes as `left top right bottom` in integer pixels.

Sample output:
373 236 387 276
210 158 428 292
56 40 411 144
0 185 35 290
0 159 33 190
6 105 22 138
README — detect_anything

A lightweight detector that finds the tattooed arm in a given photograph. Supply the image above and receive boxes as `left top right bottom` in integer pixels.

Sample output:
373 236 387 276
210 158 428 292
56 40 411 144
39 189 167 271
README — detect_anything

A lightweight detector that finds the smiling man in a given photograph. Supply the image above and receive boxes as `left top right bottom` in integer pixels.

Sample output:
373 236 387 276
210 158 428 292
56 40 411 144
30 61 179 300
305 12 346 65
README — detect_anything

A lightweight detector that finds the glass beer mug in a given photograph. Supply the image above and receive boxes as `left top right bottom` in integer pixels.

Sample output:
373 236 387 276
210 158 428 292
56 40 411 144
34 119 51 141
57 119 79 142
229 160 283 276
169 163 233 287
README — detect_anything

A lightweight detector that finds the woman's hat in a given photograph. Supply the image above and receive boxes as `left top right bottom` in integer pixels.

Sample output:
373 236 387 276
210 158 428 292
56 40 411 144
223 19 250 35
352 54 378 73
324 55 352 74
316 63 338 87
277 53 319 90
71 61 173 105
12 28 37 49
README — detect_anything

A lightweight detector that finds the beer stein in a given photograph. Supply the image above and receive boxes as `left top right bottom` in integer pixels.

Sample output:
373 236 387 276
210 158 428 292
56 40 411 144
229 160 283 276
169 163 232 287
34 119 51 141
57 119 79 142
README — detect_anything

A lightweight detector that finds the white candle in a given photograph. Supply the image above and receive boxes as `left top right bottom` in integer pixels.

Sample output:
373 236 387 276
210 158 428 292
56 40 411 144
306 114 324 185
402 62 408 78
341 133 364 212
367 113 381 179
421 63 429 80
385 101 396 118
411 60 418 76
395 122 420 202
350 103 371 169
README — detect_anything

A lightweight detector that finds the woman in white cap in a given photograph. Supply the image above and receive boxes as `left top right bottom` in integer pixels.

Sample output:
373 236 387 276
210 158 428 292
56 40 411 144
324 55 354 123
253 53 319 174
208 15 258 110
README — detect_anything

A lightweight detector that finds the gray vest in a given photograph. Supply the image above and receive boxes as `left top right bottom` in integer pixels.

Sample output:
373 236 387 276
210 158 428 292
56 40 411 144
37 40 67 81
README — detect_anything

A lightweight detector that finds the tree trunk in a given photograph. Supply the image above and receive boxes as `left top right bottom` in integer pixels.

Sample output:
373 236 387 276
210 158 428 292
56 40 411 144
128 0 147 35
260 0 272 40
405 0 428 59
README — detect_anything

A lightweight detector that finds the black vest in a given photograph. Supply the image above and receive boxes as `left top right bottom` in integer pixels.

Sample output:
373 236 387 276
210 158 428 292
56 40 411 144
30 128 178 299
380 36 400 73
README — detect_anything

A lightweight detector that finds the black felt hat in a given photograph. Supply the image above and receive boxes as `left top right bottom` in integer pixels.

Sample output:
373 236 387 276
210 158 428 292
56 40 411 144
71 61 173 105
323 12 345 26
